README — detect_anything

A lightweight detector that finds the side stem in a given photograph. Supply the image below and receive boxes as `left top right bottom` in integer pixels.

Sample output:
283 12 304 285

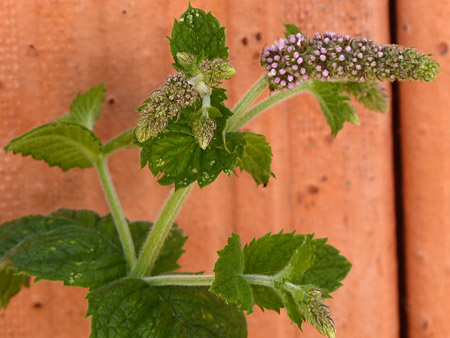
226 74 269 132
96 157 137 269
131 185 193 277
229 81 312 131
143 273 279 288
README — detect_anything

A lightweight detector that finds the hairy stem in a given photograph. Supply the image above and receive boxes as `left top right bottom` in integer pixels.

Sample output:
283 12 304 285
229 80 313 131
96 157 137 269
226 74 269 132
131 185 193 277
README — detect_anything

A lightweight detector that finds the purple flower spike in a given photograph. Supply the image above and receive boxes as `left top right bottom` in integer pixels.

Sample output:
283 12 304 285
261 30 440 91
280 80 287 87
288 82 295 90
268 69 277 77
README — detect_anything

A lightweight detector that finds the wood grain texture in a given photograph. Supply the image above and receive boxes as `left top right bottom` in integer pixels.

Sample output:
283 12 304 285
397 1 450 337
0 0 397 337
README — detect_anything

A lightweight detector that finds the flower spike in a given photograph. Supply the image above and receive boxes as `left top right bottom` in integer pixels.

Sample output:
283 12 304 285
261 32 440 91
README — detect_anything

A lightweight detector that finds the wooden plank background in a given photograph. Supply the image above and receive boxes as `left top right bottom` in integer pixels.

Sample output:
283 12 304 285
0 0 447 337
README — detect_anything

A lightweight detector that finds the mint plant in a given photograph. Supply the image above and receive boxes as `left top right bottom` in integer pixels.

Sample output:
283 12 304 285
1 5 439 338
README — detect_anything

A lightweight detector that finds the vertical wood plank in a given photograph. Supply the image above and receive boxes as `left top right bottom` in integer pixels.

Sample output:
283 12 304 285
1 0 397 337
397 1 450 337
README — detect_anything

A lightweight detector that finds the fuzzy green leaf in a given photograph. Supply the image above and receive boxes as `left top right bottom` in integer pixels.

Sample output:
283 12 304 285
57 84 106 130
0 209 188 301
210 233 254 313
296 238 352 294
343 81 389 113
170 5 228 68
4 123 102 171
243 232 351 310
275 236 315 283
87 279 247 338
140 127 245 189
0 268 29 309
308 80 360 137
0 219 126 288
237 133 274 186
243 232 308 311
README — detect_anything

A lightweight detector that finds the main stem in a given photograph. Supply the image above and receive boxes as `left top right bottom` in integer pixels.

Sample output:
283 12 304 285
96 157 137 269
131 185 193 277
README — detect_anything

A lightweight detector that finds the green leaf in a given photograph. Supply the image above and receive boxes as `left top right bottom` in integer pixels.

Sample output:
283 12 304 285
0 210 188 296
296 238 352 294
0 268 29 309
308 80 360 137
243 232 308 311
87 279 247 338
102 129 134 156
4 123 102 171
343 81 389 113
210 233 254 313
243 232 351 309
140 126 245 189
170 5 228 69
1 218 126 288
237 133 274 186
283 22 304 38
57 84 106 130
275 236 315 283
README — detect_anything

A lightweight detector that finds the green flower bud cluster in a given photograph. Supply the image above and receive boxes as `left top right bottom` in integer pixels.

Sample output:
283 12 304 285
261 32 440 91
303 288 336 338
136 54 236 146
136 72 200 143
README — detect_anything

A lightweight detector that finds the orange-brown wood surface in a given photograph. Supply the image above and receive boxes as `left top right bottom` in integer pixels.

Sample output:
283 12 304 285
0 0 444 337
397 1 450 337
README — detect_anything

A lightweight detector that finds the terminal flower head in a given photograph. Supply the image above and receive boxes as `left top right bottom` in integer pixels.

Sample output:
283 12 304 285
261 32 440 91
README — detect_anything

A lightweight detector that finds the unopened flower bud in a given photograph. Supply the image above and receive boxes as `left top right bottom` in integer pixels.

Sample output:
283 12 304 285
192 116 216 149
199 58 236 87
176 52 199 74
